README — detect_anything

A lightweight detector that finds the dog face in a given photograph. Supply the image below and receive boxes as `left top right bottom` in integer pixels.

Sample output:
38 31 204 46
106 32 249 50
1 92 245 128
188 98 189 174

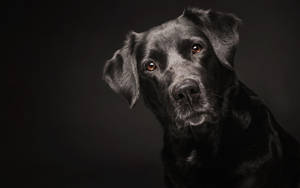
103 8 241 131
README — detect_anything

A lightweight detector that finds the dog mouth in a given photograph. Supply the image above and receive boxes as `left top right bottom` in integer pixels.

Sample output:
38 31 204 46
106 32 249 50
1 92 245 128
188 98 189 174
184 112 210 126
173 101 219 127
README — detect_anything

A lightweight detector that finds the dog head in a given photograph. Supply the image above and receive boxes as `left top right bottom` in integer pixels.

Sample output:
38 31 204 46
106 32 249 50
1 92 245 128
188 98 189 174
103 8 241 131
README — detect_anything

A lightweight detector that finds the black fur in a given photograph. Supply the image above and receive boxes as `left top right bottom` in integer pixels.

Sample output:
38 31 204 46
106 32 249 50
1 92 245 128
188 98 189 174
103 8 300 188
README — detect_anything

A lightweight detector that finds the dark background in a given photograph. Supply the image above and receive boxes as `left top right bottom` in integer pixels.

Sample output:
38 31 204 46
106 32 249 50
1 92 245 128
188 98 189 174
9 0 300 187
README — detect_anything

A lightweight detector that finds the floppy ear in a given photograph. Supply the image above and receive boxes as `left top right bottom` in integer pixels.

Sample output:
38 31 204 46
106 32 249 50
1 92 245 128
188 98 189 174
103 31 140 109
183 8 242 69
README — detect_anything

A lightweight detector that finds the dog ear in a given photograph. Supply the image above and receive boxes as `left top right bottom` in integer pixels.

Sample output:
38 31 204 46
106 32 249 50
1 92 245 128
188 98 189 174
103 31 140 109
183 8 242 69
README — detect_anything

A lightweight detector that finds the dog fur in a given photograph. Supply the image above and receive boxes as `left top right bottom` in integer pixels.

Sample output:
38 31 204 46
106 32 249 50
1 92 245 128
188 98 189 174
103 8 300 188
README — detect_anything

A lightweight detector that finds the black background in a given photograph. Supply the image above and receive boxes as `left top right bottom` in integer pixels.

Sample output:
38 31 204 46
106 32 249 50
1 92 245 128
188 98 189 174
9 0 300 187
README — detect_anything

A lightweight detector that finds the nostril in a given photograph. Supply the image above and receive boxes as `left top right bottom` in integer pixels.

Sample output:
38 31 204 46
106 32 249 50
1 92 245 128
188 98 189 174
174 93 185 101
178 93 185 99
173 92 186 101
190 88 198 94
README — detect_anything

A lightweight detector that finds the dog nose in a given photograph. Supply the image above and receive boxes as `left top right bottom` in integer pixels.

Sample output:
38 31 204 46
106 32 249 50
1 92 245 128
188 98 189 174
172 80 200 102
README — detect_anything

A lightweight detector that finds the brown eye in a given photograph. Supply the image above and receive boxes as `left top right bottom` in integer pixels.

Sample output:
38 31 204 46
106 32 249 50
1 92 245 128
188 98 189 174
191 44 202 54
145 61 157 71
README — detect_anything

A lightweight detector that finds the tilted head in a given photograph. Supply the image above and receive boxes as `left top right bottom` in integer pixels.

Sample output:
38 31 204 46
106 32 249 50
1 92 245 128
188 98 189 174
103 8 241 134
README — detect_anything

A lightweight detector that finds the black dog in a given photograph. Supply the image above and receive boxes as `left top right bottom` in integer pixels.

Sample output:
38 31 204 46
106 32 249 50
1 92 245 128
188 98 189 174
103 8 300 188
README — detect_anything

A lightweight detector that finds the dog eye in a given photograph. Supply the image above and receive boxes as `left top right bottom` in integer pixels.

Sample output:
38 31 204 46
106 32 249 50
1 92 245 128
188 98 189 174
191 44 203 54
145 61 157 71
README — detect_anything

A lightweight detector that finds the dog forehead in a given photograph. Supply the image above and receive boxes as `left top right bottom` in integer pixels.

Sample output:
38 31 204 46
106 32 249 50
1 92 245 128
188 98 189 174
144 18 200 48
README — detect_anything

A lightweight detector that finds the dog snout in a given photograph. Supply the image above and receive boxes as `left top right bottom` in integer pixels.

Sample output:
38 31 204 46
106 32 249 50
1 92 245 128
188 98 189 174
172 79 200 103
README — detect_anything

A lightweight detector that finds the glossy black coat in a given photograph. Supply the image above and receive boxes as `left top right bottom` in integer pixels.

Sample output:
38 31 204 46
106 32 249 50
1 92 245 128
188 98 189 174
103 8 300 188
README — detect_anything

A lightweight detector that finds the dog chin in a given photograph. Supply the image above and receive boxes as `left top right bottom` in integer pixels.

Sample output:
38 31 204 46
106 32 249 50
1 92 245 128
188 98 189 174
185 114 208 126
182 112 218 127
